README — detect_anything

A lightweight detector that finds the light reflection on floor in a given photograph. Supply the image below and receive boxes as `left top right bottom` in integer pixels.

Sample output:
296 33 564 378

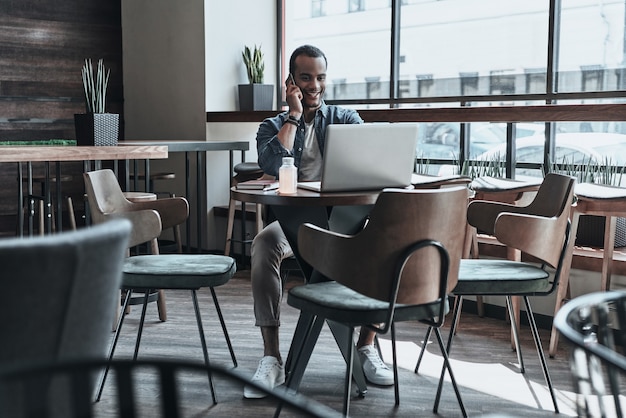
377 338 587 416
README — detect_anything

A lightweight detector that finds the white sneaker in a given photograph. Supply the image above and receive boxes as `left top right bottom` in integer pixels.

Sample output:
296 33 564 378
358 344 394 386
243 356 286 399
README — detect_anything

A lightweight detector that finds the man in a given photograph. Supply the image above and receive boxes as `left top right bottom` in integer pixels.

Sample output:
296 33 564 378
244 44 393 399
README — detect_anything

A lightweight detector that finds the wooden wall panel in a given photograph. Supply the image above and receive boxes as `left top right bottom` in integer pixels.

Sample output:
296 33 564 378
0 0 124 235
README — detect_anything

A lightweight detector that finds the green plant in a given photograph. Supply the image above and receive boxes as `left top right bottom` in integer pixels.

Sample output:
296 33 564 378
553 155 625 186
460 153 506 179
242 45 265 84
81 58 110 113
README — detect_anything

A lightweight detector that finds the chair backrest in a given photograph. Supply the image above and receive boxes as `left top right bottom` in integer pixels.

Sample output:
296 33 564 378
298 187 468 306
83 169 134 222
0 358 344 418
468 173 576 268
554 290 626 418
84 169 165 247
0 219 131 368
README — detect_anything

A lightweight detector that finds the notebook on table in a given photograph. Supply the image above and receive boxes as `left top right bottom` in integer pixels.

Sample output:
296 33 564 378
297 123 418 192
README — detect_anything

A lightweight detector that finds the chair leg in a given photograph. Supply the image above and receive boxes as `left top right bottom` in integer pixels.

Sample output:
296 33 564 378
433 295 465 409
173 224 183 254
414 326 433 374
432 327 467 417
224 198 236 256
255 203 263 234
523 296 559 413
191 290 217 405
209 287 237 367
506 296 525 373
38 200 44 236
96 289 133 402
132 290 151 360
67 196 77 230
157 289 167 322
391 324 400 406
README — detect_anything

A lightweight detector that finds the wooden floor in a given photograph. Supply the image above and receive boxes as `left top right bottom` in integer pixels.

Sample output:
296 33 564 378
92 268 604 417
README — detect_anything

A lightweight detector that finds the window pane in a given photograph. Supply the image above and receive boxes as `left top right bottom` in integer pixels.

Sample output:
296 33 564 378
399 1 549 98
557 1 626 92
285 0 392 101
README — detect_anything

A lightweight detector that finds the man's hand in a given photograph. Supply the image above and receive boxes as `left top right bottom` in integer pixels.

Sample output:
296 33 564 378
285 74 303 117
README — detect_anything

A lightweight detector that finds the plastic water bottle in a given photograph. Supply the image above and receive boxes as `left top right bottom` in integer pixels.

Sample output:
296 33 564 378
279 157 297 194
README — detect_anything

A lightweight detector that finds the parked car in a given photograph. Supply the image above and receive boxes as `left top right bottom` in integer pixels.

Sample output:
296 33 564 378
438 132 626 181
417 122 545 160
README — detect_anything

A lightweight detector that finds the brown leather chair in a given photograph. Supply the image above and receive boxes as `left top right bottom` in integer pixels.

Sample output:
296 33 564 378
281 187 468 416
417 173 576 414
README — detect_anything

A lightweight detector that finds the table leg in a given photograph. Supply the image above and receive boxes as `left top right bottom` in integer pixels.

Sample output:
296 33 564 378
55 162 62 232
196 150 202 252
44 161 52 234
17 162 24 237
185 151 191 253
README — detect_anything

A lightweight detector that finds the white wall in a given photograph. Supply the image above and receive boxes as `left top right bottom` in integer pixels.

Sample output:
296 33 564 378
204 0 277 112
203 0 277 249
122 0 276 250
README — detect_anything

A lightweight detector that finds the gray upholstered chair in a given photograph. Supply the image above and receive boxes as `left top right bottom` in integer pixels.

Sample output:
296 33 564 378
417 173 576 414
0 219 131 418
280 187 468 417
0 219 131 368
83 169 238 404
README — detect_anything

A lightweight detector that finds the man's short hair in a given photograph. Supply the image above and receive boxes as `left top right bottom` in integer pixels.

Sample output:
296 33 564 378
289 45 327 75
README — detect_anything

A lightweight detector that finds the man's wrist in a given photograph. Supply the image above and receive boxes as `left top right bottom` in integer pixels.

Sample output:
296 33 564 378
288 113 302 121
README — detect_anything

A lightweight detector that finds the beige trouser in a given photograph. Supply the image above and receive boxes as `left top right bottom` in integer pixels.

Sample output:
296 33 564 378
250 220 294 327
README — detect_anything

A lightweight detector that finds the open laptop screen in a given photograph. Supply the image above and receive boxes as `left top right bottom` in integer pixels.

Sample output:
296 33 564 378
298 123 418 192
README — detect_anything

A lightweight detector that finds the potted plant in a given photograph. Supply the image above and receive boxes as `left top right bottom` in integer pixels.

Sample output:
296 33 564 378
238 45 274 111
74 58 119 146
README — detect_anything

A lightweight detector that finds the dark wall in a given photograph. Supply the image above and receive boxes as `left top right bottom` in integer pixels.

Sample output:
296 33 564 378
0 0 123 234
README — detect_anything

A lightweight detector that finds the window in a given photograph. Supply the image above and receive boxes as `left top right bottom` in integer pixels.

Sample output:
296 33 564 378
281 0 626 175
349 0 364 12
311 0 326 17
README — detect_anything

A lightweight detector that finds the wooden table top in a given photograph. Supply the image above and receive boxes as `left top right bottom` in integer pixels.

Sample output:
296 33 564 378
0 145 168 163
231 187 380 207
120 140 249 152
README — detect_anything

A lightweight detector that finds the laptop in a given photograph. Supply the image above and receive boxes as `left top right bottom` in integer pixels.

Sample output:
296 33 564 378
297 123 418 192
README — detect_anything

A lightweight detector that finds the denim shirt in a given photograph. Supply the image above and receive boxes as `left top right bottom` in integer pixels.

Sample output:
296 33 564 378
256 101 363 177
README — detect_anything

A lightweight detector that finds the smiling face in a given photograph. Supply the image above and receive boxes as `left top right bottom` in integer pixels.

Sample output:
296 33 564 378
292 55 326 114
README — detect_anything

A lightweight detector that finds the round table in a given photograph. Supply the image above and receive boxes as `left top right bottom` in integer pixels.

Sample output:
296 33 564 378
230 187 380 278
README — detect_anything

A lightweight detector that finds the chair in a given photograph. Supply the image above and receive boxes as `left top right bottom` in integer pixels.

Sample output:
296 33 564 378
224 161 265 258
83 169 238 404
0 358 344 418
554 290 626 418
418 173 575 414
466 176 542 319
128 171 183 253
0 219 131 369
280 187 469 417
549 182 626 357
23 174 75 235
